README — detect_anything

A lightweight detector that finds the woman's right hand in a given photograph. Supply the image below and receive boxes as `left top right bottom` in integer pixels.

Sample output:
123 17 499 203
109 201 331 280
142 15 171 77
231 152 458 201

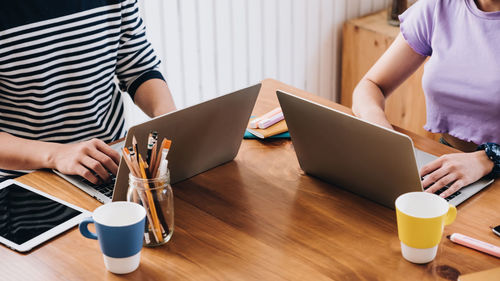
50 139 120 185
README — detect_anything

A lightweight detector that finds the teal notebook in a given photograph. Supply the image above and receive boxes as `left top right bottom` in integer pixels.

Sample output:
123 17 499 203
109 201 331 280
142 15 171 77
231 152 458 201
244 130 290 139
244 115 290 139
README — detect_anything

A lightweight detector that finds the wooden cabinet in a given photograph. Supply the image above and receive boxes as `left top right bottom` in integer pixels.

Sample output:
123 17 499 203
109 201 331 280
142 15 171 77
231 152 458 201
341 11 439 141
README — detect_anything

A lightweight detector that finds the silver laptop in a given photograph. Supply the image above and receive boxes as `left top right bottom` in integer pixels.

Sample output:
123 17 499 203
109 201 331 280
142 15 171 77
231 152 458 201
54 83 261 203
276 90 493 209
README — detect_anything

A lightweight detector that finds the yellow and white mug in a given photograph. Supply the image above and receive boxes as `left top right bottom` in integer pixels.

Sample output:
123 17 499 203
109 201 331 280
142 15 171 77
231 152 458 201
395 192 456 263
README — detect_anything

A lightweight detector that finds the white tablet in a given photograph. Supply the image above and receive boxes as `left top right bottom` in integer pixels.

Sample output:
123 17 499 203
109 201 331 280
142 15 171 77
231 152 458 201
0 179 91 252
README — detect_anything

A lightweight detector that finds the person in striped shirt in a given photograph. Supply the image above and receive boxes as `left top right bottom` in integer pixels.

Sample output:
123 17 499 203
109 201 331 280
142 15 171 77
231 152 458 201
0 0 176 184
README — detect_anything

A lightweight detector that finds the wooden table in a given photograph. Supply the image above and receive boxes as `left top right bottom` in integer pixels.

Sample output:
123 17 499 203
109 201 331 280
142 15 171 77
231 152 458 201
2 79 499 280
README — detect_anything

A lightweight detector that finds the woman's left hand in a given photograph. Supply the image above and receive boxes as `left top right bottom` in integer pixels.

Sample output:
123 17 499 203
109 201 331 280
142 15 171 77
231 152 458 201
421 151 494 198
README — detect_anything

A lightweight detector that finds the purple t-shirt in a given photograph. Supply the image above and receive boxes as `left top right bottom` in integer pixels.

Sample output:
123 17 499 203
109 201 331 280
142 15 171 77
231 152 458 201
399 0 500 144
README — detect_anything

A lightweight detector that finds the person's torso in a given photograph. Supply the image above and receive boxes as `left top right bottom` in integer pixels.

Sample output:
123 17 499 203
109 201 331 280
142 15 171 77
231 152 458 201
422 0 500 144
0 0 127 180
0 0 126 144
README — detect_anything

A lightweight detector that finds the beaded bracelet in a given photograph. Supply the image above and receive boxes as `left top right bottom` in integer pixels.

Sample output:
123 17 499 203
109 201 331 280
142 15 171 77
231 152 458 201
477 142 500 178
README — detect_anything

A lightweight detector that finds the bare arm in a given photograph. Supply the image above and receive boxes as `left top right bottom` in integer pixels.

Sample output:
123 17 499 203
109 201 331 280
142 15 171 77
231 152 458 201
352 33 494 197
0 79 174 183
134 78 176 117
352 33 426 129
0 132 57 171
0 133 120 185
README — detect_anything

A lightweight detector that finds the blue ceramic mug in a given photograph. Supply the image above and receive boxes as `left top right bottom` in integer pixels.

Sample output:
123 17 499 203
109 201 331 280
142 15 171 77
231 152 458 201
79 202 146 274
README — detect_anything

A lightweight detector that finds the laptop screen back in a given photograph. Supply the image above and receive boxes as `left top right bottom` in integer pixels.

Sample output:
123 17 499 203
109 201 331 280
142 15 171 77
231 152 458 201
277 90 422 209
112 84 261 201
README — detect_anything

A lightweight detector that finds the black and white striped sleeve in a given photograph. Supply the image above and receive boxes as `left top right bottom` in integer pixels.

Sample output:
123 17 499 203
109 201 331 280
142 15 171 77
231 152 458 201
115 0 165 100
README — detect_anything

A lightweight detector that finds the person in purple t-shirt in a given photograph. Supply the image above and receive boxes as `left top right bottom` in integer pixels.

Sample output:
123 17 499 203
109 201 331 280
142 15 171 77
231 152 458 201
351 0 500 198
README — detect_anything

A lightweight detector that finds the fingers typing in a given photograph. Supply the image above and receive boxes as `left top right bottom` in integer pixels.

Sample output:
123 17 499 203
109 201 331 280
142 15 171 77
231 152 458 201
81 156 110 183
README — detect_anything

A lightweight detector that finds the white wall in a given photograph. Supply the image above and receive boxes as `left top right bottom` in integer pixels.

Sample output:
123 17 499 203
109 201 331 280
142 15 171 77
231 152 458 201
124 0 392 128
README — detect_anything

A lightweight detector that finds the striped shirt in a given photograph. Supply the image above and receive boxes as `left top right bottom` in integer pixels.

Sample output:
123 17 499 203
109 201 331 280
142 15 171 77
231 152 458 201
0 0 164 180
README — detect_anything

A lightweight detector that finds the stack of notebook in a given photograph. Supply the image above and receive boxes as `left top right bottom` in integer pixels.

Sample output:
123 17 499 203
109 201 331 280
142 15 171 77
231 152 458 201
459 267 500 280
245 107 289 139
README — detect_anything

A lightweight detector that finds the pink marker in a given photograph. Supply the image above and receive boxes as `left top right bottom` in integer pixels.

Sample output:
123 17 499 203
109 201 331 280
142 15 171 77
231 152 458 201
448 233 500 258
249 107 281 128
258 112 284 129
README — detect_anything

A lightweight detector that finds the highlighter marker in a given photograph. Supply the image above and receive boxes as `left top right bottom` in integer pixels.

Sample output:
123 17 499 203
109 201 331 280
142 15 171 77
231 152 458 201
249 107 281 128
157 139 172 177
258 112 284 129
448 233 500 258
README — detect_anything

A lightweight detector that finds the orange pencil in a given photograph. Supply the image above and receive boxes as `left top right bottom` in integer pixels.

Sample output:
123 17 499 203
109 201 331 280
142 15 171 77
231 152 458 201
138 155 163 243
123 147 160 242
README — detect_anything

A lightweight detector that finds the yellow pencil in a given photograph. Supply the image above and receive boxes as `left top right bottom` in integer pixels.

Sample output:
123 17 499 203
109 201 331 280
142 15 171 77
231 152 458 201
122 147 160 242
138 155 164 243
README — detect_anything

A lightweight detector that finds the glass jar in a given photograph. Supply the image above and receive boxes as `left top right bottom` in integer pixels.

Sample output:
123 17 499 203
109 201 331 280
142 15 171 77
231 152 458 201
387 0 407 26
127 171 174 247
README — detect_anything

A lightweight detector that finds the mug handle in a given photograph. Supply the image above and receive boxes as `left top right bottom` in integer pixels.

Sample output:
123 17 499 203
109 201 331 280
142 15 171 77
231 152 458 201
444 204 457 225
79 217 98 240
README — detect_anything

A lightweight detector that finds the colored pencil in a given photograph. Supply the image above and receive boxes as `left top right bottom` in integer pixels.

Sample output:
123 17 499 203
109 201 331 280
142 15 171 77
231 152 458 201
138 155 163 243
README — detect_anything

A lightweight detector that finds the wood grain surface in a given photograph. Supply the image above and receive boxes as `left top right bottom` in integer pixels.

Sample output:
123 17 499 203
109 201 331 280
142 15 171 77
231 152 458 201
2 79 498 281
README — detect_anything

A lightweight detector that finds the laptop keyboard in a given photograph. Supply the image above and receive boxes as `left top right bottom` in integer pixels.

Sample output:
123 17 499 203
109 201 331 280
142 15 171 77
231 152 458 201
421 177 461 201
428 186 461 201
81 174 116 199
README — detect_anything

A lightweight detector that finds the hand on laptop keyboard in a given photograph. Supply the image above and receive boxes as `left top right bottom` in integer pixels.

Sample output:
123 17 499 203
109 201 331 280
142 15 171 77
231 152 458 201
81 173 116 198
51 139 120 185
419 151 493 198
421 178 461 202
